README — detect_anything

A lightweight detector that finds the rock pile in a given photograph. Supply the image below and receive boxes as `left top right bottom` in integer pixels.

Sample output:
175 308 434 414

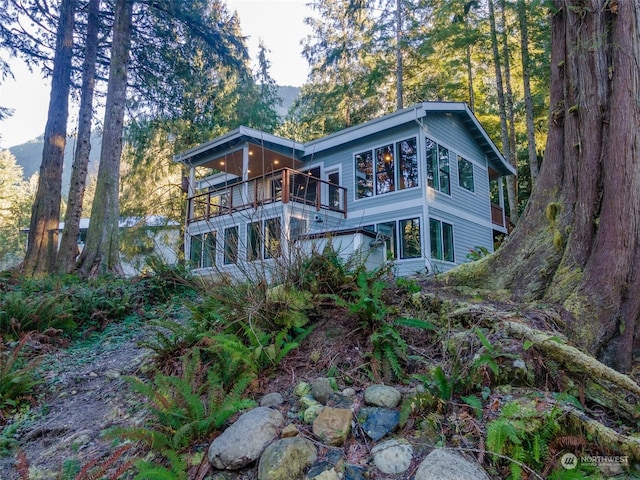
206 379 490 480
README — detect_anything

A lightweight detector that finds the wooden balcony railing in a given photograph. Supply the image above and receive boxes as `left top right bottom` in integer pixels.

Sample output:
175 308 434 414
188 168 348 223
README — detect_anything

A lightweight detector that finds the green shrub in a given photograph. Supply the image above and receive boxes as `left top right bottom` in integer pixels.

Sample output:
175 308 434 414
0 292 76 337
0 335 40 415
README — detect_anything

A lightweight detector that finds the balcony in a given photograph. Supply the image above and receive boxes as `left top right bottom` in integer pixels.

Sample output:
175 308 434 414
187 168 347 224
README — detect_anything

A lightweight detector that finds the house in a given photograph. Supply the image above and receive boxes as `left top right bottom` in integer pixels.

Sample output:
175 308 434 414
21 216 180 277
174 102 515 278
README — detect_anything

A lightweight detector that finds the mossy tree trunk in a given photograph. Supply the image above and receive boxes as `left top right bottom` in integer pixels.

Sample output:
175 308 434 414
77 0 132 277
460 1 640 372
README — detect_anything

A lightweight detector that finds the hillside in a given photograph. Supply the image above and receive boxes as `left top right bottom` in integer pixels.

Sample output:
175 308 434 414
0 260 638 479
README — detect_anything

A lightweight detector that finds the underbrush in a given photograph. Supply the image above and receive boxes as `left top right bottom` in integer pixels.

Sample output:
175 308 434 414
2 251 639 479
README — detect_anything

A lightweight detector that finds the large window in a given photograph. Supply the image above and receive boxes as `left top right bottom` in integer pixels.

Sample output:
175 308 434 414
247 218 282 261
190 232 216 268
429 218 454 262
356 150 374 198
224 226 239 264
426 138 451 195
355 137 418 199
458 156 475 192
398 138 419 189
376 144 395 194
400 218 421 259
364 217 422 260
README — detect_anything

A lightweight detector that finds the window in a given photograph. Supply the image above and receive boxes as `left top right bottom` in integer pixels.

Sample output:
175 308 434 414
224 226 238 264
247 222 262 261
426 137 451 195
290 217 307 237
429 218 454 262
355 150 374 198
265 217 282 259
378 221 397 260
355 137 417 199
327 170 341 209
458 156 475 192
190 234 203 267
400 218 421 259
398 138 419 189
376 144 395 194
190 232 216 268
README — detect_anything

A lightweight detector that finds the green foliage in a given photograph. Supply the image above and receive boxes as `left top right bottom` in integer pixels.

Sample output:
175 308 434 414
395 277 421 294
0 292 76 337
296 243 350 295
466 246 491 262
0 420 20 456
370 323 408 381
112 348 256 454
0 336 40 414
334 270 387 328
486 400 562 479
135 257 200 304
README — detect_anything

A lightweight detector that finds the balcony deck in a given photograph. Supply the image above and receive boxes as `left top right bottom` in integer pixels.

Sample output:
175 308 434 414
187 168 347 224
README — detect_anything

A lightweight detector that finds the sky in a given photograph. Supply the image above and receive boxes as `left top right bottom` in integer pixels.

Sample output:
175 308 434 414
0 0 312 149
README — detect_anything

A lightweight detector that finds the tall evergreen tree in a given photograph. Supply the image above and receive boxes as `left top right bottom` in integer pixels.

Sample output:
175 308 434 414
22 0 75 276
57 0 101 273
77 0 132 277
460 0 640 372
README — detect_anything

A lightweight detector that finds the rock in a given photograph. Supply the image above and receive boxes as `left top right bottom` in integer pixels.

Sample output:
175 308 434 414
371 439 413 474
281 423 299 438
311 377 334 405
413 449 490 480
312 407 352 446
260 392 284 407
357 407 399 441
257 437 317 480
306 461 339 480
364 384 401 408
344 465 367 480
303 403 324 424
295 382 312 397
208 407 284 470
104 369 120 379
341 387 356 397
326 393 353 409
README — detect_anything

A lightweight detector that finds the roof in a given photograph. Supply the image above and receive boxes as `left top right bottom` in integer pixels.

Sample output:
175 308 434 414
174 102 516 177
173 126 306 165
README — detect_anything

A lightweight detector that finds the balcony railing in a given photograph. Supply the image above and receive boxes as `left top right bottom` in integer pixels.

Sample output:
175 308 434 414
188 168 348 223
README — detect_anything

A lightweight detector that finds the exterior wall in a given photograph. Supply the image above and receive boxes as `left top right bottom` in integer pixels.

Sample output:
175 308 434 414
183 107 506 279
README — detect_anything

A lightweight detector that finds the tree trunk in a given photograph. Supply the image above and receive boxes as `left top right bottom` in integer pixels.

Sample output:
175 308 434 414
395 0 403 110
487 0 518 223
56 0 100 274
517 0 539 188
77 0 132 277
22 0 75 276
499 0 518 187
453 1 640 372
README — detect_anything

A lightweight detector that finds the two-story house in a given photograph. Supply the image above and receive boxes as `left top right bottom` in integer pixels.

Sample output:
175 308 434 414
174 102 515 278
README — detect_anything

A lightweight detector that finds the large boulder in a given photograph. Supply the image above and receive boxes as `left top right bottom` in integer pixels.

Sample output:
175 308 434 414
257 437 317 480
413 449 490 480
208 407 284 470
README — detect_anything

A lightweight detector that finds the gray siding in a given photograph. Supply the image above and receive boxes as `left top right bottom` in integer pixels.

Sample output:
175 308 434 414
427 207 493 273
